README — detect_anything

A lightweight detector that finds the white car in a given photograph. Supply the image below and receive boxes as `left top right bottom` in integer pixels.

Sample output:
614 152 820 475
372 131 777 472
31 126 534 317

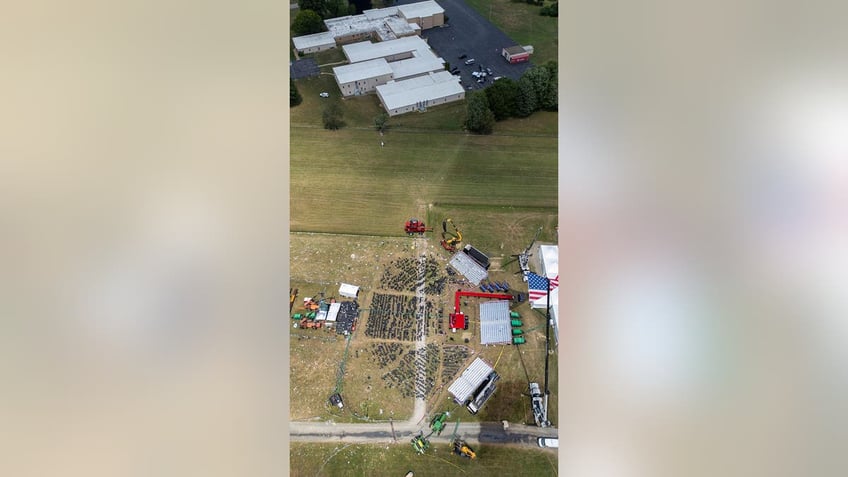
319 92 329 98
464 58 475 65
538 437 558 448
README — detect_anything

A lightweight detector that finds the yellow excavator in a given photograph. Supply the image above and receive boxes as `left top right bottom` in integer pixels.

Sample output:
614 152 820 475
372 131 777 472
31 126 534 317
452 438 476 459
440 218 462 252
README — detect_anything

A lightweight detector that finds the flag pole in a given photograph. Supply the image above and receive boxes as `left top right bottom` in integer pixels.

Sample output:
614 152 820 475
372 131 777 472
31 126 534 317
543 275 551 426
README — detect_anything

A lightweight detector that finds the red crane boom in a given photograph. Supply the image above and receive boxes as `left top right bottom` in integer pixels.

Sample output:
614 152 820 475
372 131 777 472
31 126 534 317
449 290 514 331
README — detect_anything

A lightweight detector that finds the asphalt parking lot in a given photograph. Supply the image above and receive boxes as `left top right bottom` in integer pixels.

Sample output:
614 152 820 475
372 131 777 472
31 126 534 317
398 0 534 91
290 58 320 80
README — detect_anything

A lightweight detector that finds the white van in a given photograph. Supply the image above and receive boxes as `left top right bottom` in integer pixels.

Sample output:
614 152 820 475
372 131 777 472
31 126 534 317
537 437 558 448
464 58 476 65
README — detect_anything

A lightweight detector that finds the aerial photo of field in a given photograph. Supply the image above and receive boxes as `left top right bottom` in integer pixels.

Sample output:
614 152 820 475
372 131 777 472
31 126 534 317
290 0 558 474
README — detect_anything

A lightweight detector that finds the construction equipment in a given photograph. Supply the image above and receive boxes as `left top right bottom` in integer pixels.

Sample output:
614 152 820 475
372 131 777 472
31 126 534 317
452 438 476 459
430 412 448 436
289 288 298 312
300 318 323 329
440 218 462 252
405 218 432 235
410 431 430 454
449 289 514 331
303 298 320 312
529 382 547 427
508 227 542 280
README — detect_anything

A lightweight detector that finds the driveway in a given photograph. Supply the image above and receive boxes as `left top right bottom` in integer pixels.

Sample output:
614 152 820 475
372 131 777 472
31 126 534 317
397 0 534 91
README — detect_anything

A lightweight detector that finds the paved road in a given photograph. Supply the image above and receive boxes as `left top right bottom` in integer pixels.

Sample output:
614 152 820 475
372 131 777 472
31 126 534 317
290 420 558 447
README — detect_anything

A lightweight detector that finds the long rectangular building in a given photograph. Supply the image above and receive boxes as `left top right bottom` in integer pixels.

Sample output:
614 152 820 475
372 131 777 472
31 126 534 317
291 0 443 55
342 35 432 64
334 58 394 96
376 71 464 116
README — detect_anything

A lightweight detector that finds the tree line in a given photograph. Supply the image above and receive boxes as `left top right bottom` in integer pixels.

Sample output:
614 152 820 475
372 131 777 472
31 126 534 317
465 61 558 134
292 0 374 36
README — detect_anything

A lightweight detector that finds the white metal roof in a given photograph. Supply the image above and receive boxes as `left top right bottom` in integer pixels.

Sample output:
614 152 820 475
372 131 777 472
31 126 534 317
397 0 445 19
343 36 431 63
363 6 398 20
539 244 558 278
292 31 337 51
389 53 444 80
333 58 393 85
480 300 512 345
326 302 341 322
377 71 463 111
339 283 360 298
447 249 488 285
448 357 494 403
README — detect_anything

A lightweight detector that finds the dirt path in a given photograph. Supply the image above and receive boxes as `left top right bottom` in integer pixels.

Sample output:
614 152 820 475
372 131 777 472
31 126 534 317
410 238 428 426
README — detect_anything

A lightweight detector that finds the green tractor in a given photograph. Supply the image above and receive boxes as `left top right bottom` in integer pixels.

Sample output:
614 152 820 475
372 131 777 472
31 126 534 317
410 431 430 455
430 412 449 436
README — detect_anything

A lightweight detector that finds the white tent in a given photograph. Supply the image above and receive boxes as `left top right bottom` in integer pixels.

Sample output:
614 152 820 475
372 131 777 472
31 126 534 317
339 283 360 298
530 244 559 345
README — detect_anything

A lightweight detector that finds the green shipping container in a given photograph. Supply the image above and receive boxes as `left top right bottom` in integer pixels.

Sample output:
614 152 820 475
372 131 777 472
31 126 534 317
513 337 525 344
292 313 302 320
512 328 524 336
510 311 521 319
511 319 523 327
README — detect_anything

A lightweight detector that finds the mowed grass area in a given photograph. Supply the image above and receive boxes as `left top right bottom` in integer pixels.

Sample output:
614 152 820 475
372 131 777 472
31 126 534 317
290 127 557 235
425 204 557 263
463 0 559 65
291 442 558 477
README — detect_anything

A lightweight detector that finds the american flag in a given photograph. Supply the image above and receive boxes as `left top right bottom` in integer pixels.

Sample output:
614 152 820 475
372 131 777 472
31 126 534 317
527 272 558 301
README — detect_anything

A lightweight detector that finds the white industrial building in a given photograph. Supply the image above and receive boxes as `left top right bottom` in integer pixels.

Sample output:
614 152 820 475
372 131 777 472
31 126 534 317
333 36 448 97
376 71 464 116
334 58 395 96
291 31 337 55
291 0 444 55
342 35 433 64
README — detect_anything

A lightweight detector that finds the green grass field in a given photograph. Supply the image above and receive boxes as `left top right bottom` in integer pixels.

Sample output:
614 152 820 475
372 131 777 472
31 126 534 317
290 442 558 477
462 0 559 65
290 127 557 236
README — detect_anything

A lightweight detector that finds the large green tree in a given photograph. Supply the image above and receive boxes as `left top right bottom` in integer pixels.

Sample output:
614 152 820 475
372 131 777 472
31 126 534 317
298 0 326 16
322 101 345 130
290 78 302 107
515 75 538 117
484 78 518 120
523 66 555 112
543 60 558 111
464 91 495 134
292 9 326 36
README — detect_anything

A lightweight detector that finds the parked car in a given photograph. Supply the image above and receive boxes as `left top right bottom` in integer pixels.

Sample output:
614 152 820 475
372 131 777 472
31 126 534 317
486 67 493 75
464 58 475 65
319 92 329 98
458 54 467 59
493 76 503 81
538 438 559 448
